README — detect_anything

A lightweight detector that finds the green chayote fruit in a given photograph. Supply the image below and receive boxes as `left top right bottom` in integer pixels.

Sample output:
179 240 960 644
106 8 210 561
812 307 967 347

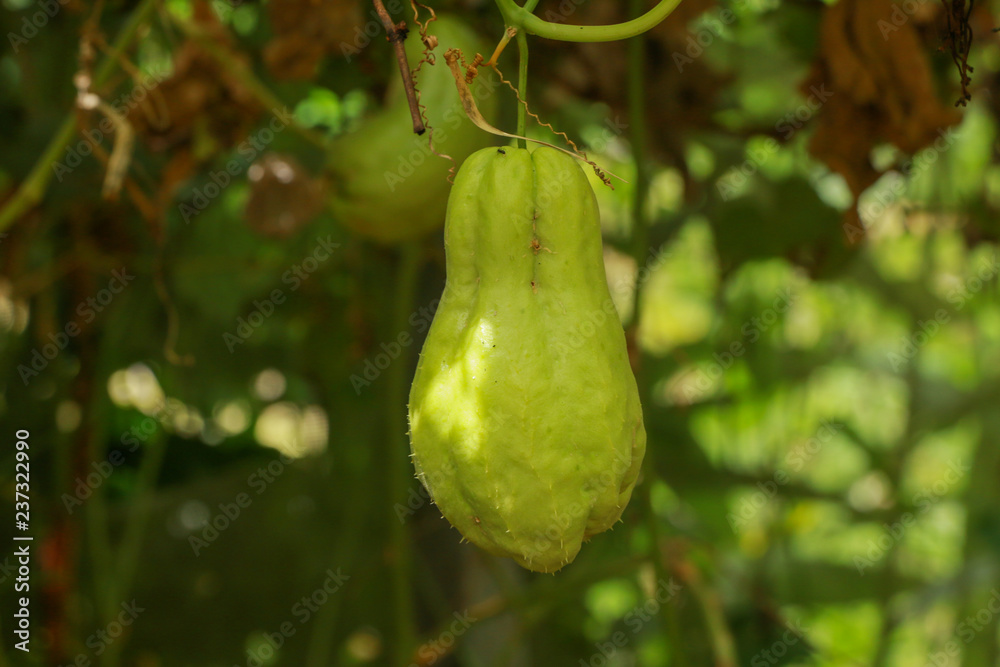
407 146 646 573
327 15 498 244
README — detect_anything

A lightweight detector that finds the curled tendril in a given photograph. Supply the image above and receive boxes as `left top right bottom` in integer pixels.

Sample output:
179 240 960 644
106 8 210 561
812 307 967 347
409 1 458 181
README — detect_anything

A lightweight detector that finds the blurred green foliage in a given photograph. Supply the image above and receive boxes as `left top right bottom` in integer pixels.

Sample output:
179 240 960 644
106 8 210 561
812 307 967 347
1 0 999 666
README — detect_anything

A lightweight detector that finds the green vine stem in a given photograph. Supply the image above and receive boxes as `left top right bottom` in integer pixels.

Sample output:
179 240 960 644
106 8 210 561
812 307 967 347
83 411 115 622
515 29 529 148
100 428 169 667
304 430 372 665
499 0 539 148
624 1 689 664
497 0 541 26
495 0 683 42
386 243 422 665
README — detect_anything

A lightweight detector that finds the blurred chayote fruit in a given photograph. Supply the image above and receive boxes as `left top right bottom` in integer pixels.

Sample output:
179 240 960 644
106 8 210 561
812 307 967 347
408 146 646 573
327 15 498 244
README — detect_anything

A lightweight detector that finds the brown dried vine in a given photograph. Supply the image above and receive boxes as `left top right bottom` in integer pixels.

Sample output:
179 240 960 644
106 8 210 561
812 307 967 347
407 1 459 181
372 0 424 134
940 0 975 106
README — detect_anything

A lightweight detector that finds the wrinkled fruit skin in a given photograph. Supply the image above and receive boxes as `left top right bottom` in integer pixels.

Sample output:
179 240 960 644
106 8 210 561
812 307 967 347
408 146 646 573
327 15 498 244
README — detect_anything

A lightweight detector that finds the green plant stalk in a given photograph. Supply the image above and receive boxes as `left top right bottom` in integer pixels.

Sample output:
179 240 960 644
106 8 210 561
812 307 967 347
497 0 541 25
387 243 422 665
302 561 351 664
501 0 538 149
955 412 1000 666
495 0 683 42
625 2 688 663
686 575 739 667
870 361 923 666
99 429 168 667
83 395 116 626
516 29 529 148
304 464 369 666
82 333 168 667
0 0 158 232
627 53 650 289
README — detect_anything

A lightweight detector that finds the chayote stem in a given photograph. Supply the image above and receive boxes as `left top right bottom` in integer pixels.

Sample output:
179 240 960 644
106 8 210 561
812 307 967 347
516 29 529 148
495 0 683 42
